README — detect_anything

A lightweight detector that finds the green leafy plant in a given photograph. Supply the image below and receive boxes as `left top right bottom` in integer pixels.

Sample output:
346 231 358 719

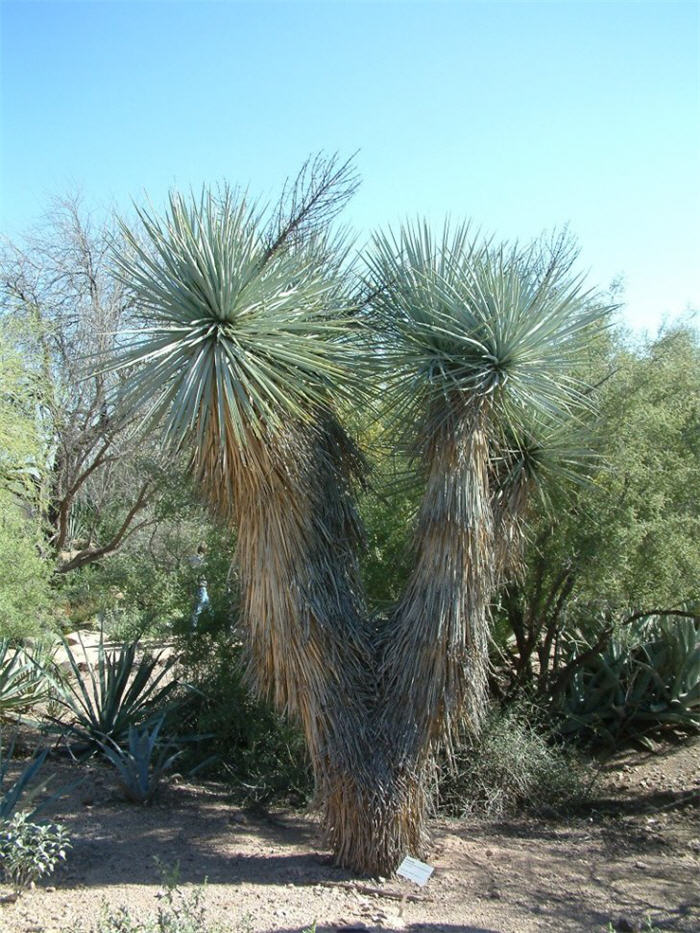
0 811 70 889
497 324 700 703
86 894 226 933
98 716 183 804
46 631 180 753
559 614 700 746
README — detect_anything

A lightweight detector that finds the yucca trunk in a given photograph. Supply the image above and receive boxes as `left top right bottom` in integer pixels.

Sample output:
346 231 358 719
354 404 495 871
212 416 392 870
195 401 488 875
386 406 492 739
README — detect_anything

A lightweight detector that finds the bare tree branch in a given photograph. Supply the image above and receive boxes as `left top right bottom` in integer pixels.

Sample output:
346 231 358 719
55 482 153 573
263 151 360 263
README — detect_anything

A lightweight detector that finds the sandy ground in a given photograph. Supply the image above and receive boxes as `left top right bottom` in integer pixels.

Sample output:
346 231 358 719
1 736 698 933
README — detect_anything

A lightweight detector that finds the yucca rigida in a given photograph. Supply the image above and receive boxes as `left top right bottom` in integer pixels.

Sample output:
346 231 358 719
110 155 609 874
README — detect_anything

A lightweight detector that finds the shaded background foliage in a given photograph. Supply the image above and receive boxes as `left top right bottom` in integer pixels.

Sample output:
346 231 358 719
495 322 699 707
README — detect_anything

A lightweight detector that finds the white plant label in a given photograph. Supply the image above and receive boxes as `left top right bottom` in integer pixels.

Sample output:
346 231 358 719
397 855 434 886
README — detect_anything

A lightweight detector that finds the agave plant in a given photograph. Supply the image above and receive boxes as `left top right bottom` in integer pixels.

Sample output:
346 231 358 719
109 156 610 874
0 640 51 720
97 715 183 804
560 614 700 745
0 732 51 820
46 631 179 753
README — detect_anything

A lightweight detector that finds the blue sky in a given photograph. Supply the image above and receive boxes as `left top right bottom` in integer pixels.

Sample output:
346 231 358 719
1 0 698 333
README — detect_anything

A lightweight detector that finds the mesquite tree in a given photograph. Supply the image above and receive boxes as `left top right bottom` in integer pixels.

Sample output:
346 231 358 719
110 156 608 874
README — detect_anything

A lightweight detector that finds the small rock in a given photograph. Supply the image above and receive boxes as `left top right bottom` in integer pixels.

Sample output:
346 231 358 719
612 918 640 932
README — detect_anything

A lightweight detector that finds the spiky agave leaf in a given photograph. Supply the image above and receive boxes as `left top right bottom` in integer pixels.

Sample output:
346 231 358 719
110 185 363 512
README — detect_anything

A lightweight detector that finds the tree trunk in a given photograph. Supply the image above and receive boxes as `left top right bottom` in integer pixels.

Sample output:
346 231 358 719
226 409 494 875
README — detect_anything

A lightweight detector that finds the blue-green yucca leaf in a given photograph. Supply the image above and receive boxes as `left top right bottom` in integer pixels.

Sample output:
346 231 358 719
366 220 612 444
490 410 600 515
110 185 364 465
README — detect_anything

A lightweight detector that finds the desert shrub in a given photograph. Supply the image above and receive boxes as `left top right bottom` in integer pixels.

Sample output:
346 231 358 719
0 323 54 642
558 613 700 747
0 495 53 642
438 705 589 818
70 861 250 933
56 503 238 643
171 629 312 807
496 325 700 702
0 811 70 889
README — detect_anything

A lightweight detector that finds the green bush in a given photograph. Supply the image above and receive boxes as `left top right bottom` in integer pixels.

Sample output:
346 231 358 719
0 811 70 889
0 495 53 642
438 705 589 818
55 504 237 643
171 629 312 807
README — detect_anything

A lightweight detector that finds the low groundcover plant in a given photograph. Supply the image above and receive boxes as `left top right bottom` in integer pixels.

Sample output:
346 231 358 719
0 810 71 889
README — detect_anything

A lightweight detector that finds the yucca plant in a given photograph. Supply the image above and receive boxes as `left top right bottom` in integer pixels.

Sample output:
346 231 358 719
46 631 180 753
109 156 610 874
109 155 378 852
358 223 608 866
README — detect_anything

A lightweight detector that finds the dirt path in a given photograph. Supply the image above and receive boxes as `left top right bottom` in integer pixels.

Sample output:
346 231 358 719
1 738 698 933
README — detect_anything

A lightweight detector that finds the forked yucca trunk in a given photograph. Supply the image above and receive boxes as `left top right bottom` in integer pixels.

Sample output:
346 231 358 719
195 398 497 875
355 406 494 871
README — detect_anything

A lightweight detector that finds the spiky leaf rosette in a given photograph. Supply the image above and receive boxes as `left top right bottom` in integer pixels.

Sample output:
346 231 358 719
111 186 362 515
366 221 608 455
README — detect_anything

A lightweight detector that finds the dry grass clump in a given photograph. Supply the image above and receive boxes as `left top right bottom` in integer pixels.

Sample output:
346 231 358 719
438 706 589 819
